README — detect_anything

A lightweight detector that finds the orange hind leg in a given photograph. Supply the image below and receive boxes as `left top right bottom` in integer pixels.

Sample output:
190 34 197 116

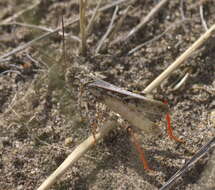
128 128 153 171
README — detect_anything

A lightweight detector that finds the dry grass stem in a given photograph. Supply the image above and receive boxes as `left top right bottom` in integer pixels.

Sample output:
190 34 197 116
0 22 53 31
86 0 102 36
125 0 169 40
0 0 128 61
0 70 21 76
95 5 119 54
179 0 189 32
200 4 208 31
143 22 215 94
188 0 210 11
128 19 192 55
0 22 81 42
172 72 190 91
25 54 40 65
0 24 79 62
37 120 117 190
0 31 56 61
0 0 40 24
61 17 66 65
180 0 185 20
79 0 87 56
99 0 129 12
109 6 131 44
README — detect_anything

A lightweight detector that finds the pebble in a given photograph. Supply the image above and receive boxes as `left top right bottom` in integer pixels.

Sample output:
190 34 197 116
64 137 74 146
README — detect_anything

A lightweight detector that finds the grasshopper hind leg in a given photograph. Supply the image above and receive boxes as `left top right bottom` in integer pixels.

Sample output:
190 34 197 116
124 126 153 171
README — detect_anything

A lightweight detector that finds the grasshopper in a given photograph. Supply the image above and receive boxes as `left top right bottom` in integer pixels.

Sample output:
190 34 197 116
86 79 175 170
87 79 169 136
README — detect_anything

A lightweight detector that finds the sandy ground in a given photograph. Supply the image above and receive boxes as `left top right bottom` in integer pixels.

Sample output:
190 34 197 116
0 0 215 189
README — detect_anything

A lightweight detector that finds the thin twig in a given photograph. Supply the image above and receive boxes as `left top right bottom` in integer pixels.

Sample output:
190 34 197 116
0 0 40 24
99 0 129 12
0 25 75 61
9 105 22 119
0 22 53 32
0 22 81 42
86 0 102 36
25 53 39 65
125 0 169 40
128 19 192 55
37 120 117 190
172 72 190 91
0 0 129 61
109 6 131 44
6 93 17 112
180 0 186 20
0 58 12 63
143 22 215 94
0 70 21 76
95 5 119 54
179 0 189 33
199 4 208 31
25 53 49 69
188 0 209 11
61 16 66 65
79 0 87 56
159 136 215 190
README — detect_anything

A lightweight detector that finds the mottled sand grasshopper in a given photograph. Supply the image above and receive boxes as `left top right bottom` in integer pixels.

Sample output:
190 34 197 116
87 79 175 170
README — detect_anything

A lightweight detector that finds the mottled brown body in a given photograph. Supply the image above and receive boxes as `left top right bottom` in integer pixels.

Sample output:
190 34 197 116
87 79 169 136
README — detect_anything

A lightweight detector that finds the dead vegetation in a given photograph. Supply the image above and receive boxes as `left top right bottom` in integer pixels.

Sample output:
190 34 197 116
0 0 215 190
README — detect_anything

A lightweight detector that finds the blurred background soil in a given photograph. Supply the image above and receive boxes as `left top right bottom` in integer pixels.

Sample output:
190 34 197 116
0 0 215 189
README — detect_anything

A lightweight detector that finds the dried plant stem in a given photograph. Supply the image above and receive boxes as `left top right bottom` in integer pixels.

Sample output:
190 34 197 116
37 120 117 190
86 0 102 36
0 0 128 61
99 0 129 12
109 6 131 44
0 25 76 62
180 0 185 20
128 19 192 55
0 22 80 42
79 0 87 56
0 0 40 24
61 17 66 65
125 0 169 40
172 72 190 91
188 0 209 11
0 22 52 32
95 5 119 54
143 22 215 94
179 0 189 32
199 4 208 31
